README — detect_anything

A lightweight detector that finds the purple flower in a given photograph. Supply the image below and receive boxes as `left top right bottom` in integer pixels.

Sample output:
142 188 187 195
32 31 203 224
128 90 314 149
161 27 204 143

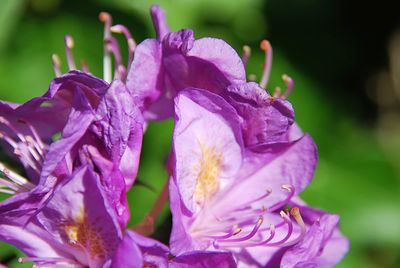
0 71 108 189
0 165 140 267
126 5 246 120
167 88 348 266
0 71 143 229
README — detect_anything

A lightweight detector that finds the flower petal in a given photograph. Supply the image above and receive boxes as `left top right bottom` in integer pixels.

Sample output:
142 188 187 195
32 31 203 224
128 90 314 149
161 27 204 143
173 88 243 212
150 5 170 41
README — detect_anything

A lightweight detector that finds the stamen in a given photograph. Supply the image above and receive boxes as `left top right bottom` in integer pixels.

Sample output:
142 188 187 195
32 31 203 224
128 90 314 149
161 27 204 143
19 257 79 266
18 119 46 152
111 24 136 67
273 87 281 98
64 35 76 70
264 211 293 246
259 40 273 89
99 12 112 83
242 45 251 67
0 177 18 191
207 227 242 240
52 54 62 77
105 37 126 80
268 184 295 212
0 163 34 190
280 207 307 247
25 136 41 161
81 60 90 73
0 116 27 143
0 188 15 195
218 216 263 243
244 224 276 247
282 74 294 99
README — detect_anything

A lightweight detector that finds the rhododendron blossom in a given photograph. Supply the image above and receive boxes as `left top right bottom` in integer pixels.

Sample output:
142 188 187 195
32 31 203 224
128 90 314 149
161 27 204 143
0 4 348 268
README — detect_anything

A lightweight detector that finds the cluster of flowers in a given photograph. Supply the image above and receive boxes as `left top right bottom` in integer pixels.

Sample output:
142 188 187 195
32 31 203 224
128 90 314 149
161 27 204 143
0 5 349 268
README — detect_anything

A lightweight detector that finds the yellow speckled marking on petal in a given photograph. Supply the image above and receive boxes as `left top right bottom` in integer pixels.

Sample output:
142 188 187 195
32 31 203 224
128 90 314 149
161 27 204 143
193 144 222 206
63 209 107 259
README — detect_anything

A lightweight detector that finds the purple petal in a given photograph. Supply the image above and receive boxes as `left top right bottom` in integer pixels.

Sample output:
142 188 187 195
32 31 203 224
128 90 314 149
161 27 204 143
187 37 246 85
37 166 123 267
217 134 317 212
281 214 349 268
169 178 198 255
225 82 295 147
127 231 169 267
126 39 164 118
0 223 69 261
150 5 170 41
92 80 144 189
170 251 237 268
172 88 243 212
110 232 143 268
39 88 95 184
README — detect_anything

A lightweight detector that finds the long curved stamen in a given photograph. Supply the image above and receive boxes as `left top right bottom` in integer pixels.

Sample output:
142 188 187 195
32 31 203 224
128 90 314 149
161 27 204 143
64 35 76 70
99 12 112 83
52 54 62 77
264 211 293 247
280 207 307 247
0 132 40 174
18 119 46 152
260 40 273 89
218 216 263 243
0 117 26 143
207 227 242 240
105 37 126 80
242 45 251 67
0 163 34 191
111 24 136 68
282 74 294 99
268 184 295 212
19 257 81 266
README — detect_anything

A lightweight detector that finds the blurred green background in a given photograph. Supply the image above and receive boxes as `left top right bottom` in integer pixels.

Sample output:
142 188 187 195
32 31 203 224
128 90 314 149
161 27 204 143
1 0 400 267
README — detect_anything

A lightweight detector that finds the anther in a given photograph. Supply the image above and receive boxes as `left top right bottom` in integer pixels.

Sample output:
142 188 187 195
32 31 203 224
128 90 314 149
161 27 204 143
64 35 76 70
233 227 242 236
81 60 90 73
273 87 281 98
248 74 257 82
260 40 273 89
282 74 294 99
52 54 62 77
242 45 251 67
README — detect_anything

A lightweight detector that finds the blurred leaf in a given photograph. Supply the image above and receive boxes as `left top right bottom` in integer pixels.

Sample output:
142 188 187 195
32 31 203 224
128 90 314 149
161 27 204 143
0 0 27 53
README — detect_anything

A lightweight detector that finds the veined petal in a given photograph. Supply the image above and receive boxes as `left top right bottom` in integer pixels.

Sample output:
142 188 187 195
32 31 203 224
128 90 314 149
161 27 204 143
39 88 95 183
173 88 243 212
0 221 68 260
93 79 144 189
37 166 123 267
187 37 246 85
